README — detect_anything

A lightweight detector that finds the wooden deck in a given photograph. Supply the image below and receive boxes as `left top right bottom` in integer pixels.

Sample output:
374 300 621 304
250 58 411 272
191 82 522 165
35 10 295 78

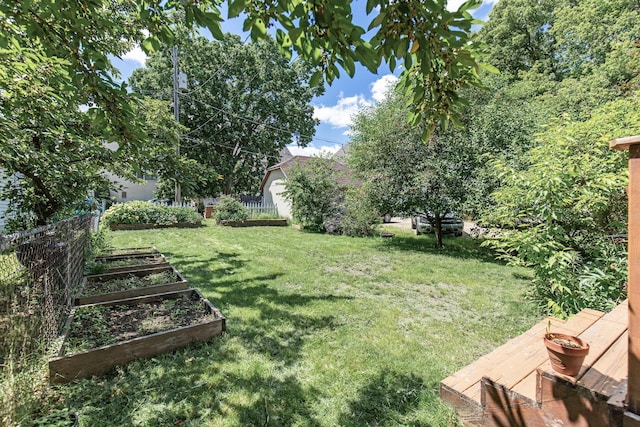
440 300 629 426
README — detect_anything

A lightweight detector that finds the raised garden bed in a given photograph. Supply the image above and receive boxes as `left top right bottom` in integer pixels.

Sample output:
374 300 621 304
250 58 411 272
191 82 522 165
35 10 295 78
92 254 170 274
77 266 187 305
218 219 287 227
50 289 226 383
99 247 159 257
108 222 202 231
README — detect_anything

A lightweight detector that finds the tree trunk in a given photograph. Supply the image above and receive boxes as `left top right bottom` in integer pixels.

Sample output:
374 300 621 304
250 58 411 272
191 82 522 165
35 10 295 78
434 215 443 249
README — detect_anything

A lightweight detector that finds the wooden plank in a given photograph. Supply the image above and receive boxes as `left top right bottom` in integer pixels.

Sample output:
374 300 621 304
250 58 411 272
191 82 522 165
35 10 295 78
580 331 628 399
441 318 564 393
535 370 613 427
482 309 603 391
85 265 177 283
610 135 640 151
50 288 226 384
537 301 628 385
50 318 224 383
439 383 485 427
482 377 549 427
75 280 188 305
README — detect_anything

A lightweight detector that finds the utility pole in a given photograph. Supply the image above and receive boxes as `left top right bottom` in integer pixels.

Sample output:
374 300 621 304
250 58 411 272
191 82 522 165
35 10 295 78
172 46 181 204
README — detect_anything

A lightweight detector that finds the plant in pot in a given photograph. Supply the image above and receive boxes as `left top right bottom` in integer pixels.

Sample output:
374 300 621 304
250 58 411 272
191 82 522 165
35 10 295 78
544 321 589 377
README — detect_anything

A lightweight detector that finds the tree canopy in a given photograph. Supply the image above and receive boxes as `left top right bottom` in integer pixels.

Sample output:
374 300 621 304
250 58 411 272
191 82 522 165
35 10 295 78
129 34 319 197
0 0 485 228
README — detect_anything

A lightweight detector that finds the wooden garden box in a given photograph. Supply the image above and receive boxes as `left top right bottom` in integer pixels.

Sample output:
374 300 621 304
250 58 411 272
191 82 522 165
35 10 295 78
96 246 160 261
77 265 188 305
50 289 226 384
94 254 171 274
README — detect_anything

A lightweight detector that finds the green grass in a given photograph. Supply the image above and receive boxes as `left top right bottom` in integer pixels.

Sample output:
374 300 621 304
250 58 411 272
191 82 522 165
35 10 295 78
50 221 539 426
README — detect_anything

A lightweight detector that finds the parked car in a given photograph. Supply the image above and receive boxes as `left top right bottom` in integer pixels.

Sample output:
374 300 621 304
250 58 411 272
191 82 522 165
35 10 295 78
415 213 464 236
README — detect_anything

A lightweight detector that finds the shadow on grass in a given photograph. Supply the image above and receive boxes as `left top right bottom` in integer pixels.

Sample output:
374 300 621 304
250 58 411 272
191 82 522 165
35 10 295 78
337 370 431 427
375 233 501 264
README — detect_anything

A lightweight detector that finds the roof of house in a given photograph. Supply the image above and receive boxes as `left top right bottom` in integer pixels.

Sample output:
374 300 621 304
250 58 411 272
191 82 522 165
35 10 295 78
259 155 353 191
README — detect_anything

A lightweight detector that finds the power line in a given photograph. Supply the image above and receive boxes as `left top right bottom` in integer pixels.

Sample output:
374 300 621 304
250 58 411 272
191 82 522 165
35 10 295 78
182 93 343 146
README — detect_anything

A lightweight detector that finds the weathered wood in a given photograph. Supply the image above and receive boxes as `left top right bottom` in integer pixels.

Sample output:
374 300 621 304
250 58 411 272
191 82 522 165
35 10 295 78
441 302 629 426
483 309 603 397
610 135 640 151
75 281 188 305
85 264 179 283
482 377 546 427
108 222 202 230
441 318 564 395
610 135 640 416
50 289 226 384
535 370 613 427
96 258 171 275
580 331 628 399
218 219 288 227
439 382 485 427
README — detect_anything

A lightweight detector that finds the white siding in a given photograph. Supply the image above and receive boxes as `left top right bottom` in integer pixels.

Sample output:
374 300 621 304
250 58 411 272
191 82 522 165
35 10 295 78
0 197 9 233
0 169 13 233
263 169 292 219
105 172 158 203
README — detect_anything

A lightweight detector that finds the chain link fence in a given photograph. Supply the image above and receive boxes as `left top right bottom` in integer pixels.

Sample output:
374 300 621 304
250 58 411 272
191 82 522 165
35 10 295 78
0 214 91 364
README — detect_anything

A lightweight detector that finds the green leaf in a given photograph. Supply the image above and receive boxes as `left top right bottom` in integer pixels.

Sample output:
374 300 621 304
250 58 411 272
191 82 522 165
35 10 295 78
368 12 387 31
228 0 247 18
309 70 323 87
366 0 378 14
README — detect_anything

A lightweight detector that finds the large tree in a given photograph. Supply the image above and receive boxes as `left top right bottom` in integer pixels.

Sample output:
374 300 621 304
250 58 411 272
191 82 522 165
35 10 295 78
129 34 319 196
349 88 474 248
0 0 484 228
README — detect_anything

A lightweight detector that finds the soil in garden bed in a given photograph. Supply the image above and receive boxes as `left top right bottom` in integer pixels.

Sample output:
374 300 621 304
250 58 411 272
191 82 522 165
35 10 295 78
63 294 216 354
96 256 163 268
82 271 178 296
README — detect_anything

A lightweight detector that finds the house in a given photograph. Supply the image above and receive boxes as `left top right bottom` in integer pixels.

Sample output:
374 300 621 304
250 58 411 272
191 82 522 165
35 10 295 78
259 156 352 219
105 171 158 203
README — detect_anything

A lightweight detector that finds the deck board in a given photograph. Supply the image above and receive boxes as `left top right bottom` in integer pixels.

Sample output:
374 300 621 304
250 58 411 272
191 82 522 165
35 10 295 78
482 309 603 399
580 331 628 398
440 318 563 400
440 301 629 426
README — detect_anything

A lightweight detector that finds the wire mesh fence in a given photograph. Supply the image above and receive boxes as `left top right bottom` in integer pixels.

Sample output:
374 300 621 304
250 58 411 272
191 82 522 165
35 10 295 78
0 215 91 363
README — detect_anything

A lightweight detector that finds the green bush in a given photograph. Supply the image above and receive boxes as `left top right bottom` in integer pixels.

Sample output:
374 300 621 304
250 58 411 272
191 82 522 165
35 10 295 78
213 196 249 222
100 201 202 227
340 187 382 237
482 97 639 317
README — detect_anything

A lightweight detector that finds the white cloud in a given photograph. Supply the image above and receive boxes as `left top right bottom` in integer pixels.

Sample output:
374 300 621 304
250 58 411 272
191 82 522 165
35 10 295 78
313 94 371 128
288 143 342 157
370 74 398 102
122 45 148 66
312 74 397 130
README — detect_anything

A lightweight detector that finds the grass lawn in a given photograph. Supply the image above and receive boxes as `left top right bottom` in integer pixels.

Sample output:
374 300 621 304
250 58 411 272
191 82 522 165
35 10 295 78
54 221 539 426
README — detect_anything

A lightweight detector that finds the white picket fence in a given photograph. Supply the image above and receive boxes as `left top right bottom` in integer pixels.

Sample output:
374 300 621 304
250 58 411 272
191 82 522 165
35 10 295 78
244 201 278 218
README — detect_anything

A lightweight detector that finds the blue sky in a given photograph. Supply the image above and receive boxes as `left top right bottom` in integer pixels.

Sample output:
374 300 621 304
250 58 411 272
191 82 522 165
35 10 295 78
113 0 497 157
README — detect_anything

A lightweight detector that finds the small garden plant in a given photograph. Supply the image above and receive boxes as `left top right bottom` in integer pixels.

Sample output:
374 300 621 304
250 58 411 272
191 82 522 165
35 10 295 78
212 195 249 222
63 294 214 354
82 270 177 296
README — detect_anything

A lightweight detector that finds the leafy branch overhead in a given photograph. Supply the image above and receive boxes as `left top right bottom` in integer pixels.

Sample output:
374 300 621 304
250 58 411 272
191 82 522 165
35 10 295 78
229 0 487 133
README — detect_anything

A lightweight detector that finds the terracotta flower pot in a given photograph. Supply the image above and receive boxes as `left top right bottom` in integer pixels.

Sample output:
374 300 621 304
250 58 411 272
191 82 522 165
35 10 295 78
544 333 589 377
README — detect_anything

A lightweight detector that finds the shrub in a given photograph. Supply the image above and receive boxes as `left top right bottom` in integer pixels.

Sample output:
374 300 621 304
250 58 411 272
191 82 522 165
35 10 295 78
283 157 343 232
340 187 382 237
482 97 639 317
213 196 249 222
100 201 202 227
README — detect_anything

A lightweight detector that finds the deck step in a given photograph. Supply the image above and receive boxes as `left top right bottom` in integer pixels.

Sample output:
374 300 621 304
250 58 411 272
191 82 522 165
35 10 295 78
440 307 606 426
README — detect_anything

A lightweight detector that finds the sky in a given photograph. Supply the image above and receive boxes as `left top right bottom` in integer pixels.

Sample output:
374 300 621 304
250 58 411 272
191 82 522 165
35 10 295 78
113 0 498 158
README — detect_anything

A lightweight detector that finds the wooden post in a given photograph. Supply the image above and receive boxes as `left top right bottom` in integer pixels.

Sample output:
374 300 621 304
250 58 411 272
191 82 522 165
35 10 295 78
611 135 640 425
